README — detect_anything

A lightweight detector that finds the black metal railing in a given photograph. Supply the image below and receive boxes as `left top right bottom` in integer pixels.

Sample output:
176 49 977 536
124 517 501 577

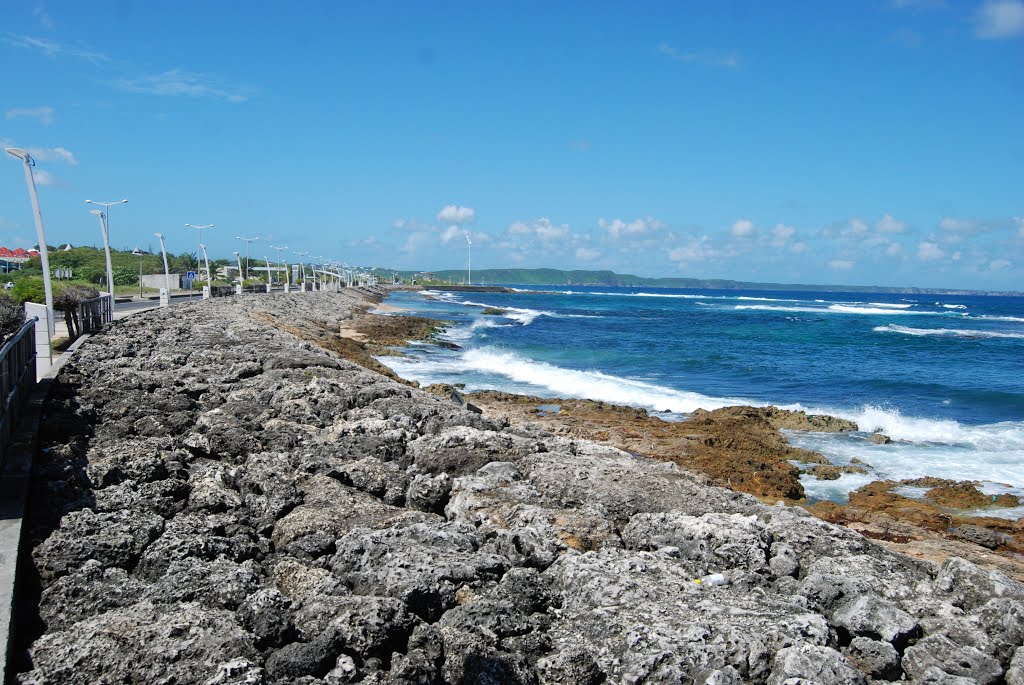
0 318 37 469
76 295 113 334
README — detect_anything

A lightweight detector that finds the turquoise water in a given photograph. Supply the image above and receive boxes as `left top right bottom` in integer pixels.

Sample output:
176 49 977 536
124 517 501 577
380 286 1024 511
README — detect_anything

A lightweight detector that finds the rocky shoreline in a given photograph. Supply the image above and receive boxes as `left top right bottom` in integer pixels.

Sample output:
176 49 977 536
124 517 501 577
455 393 1024 583
16 287 1024 684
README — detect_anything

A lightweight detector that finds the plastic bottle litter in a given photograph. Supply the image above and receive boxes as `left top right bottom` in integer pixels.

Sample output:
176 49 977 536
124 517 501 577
693 573 729 586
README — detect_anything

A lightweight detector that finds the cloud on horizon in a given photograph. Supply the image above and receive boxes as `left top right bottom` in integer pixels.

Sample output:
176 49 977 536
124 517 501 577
658 43 740 68
112 69 254 103
974 0 1024 38
437 205 476 225
3 33 107 63
6 105 54 125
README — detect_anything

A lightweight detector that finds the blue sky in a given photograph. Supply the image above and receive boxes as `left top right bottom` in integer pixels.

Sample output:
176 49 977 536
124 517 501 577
1 1 1022 290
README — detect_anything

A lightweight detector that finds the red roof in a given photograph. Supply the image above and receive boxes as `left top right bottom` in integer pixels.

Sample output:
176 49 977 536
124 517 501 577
0 248 12 257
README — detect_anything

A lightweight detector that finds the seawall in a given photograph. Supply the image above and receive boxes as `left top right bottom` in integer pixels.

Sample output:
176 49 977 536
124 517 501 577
12 287 1024 684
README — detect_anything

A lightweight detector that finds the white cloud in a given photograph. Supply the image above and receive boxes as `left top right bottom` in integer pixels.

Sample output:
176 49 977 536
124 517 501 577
658 43 740 68
112 69 254 102
790 241 809 254
939 217 979 232
575 247 601 261
34 7 54 29
437 205 476 225
918 241 944 261
507 217 569 241
770 223 795 247
3 33 106 63
730 219 756 238
848 218 869 235
828 259 854 271
26 145 77 165
886 242 906 257
599 216 665 240
32 169 56 186
6 105 54 125
440 226 463 244
1016 217 1024 238
974 0 1024 38
989 259 1012 271
668 236 716 263
876 213 906 233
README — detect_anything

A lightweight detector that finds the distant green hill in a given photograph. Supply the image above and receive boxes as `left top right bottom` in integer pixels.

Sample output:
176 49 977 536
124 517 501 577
390 267 1016 296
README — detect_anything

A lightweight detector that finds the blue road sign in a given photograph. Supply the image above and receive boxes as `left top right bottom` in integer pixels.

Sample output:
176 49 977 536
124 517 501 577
186 271 197 280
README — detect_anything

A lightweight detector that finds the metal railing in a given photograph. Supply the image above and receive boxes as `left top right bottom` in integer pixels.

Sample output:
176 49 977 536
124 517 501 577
76 295 113 334
0 318 37 469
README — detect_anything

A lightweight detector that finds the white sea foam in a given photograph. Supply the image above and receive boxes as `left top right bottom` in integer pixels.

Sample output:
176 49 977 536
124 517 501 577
735 305 831 314
940 303 968 310
735 304 952 316
791 417 1024 511
868 302 913 309
827 304 931 315
873 324 1024 340
973 315 1024 323
388 347 750 413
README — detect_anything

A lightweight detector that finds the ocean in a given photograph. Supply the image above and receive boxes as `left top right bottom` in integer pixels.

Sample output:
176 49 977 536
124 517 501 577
378 286 1024 515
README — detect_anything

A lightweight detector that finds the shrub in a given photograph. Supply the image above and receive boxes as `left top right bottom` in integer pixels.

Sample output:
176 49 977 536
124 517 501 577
112 266 137 286
11 278 47 305
53 284 100 311
0 292 25 339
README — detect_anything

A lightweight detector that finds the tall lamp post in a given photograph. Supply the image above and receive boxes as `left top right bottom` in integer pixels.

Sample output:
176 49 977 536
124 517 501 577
131 248 144 298
185 223 214 280
295 251 308 289
153 233 171 303
85 199 127 298
235 235 259 281
6 147 55 335
270 245 288 286
232 251 243 293
465 232 472 286
200 243 212 292
88 209 116 307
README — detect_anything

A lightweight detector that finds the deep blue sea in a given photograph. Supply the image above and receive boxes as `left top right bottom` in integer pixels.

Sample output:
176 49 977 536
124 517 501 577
379 286 1024 513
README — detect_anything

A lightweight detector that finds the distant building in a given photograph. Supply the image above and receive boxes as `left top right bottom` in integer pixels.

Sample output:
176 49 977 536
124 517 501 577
0 247 35 263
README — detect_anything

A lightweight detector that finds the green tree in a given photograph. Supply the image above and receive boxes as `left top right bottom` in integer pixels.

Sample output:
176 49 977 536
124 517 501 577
112 266 138 285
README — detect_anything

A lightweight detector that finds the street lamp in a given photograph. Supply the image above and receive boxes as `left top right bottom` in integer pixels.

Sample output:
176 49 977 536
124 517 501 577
235 235 259 280
465 232 472 286
232 251 243 293
131 248 144 298
88 209 116 307
270 244 288 286
6 148 55 336
153 232 171 302
294 251 308 289
185 223 214 280
199 243 212 292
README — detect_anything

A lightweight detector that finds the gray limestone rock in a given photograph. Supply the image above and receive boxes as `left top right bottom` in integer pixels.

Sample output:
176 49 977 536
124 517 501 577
33 508 165 583
830 595 920 648
902 634 1004 685
767 644 867 685
845 637 901 681
24 601 258 683
934 556 1024 611
1007 649 1024 685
